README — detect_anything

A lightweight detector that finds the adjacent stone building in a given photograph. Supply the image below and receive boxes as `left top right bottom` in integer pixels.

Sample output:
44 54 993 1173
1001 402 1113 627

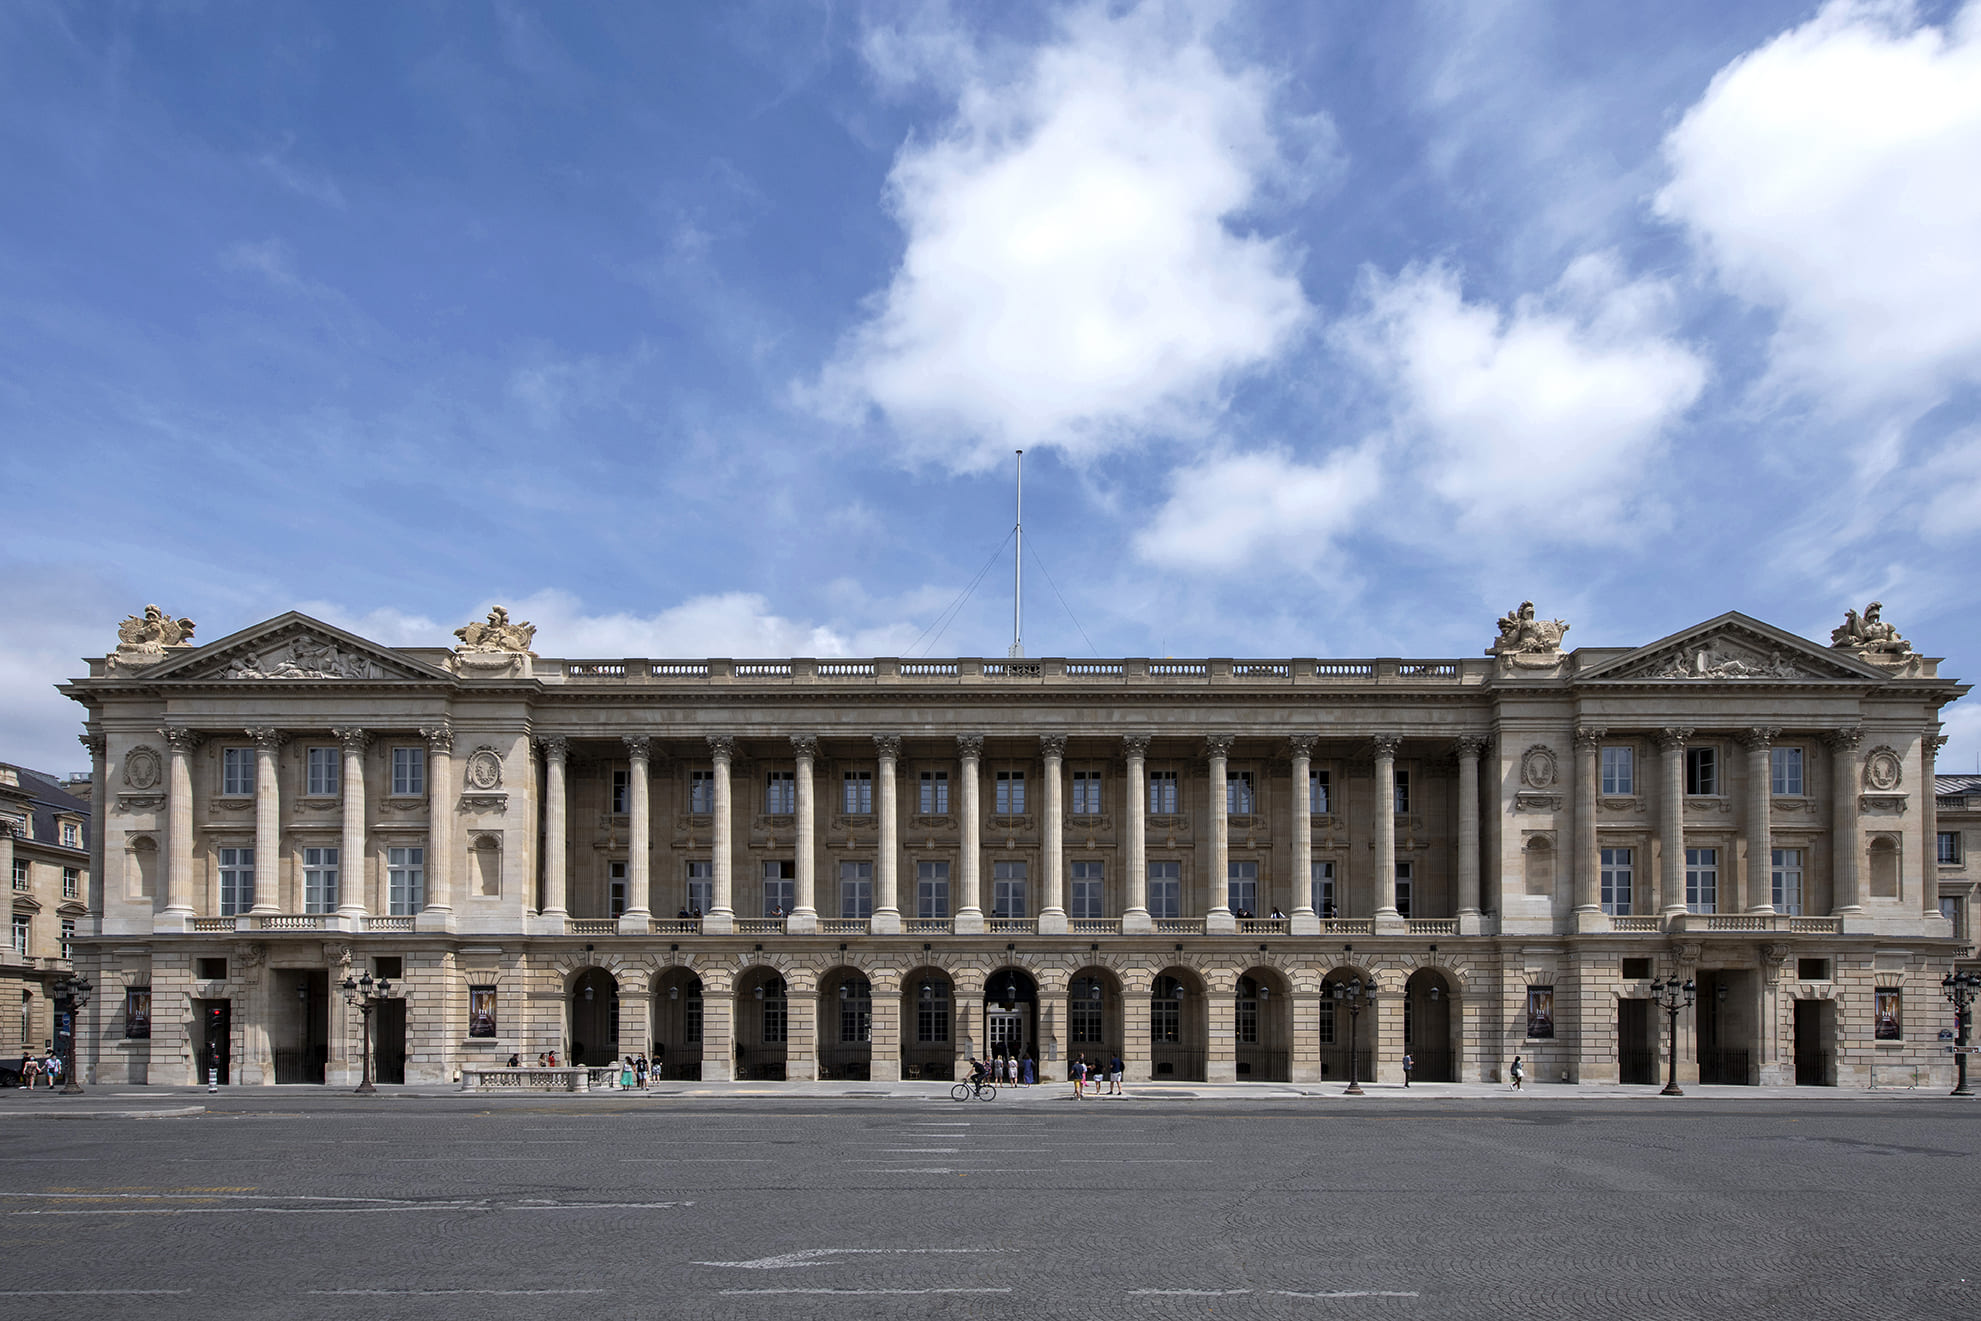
61 600 1969 1089
3 763 91 1059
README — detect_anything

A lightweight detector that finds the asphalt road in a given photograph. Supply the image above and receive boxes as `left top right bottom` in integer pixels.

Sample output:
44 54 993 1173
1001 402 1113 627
2 1092 1977 1320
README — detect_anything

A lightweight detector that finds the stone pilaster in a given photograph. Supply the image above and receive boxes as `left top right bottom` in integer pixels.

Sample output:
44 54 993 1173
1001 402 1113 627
1038 735 1067 933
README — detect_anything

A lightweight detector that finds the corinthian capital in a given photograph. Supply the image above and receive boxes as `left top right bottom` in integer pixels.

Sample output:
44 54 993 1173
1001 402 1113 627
247 727 287 753
420 722 453 755
623 736 652 761
1822 726 1863 751
1656 727 1693 751
1737 727 1780 751
159 726 203 754
706 735 736 763
1286 735 1318 759
1039 735 1067 760
1453 735 1490 760
331 727 372 754
1572 726 1606 752
956 734 985 760
1369 734 1403 759
1202 735 1235 760
873 735 902 762
535 734 569 761
789 735 819 761
1122 735 1151 759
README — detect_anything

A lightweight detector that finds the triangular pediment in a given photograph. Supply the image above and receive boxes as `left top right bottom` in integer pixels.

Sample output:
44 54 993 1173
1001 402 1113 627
142 613 451 683
1576 612 1891 684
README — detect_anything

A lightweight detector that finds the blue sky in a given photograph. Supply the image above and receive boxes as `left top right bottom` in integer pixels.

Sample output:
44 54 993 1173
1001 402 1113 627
5 0 1981 777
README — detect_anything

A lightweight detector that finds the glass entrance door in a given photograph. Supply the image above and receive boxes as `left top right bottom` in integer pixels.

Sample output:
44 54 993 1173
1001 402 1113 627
986 1010 1026 1067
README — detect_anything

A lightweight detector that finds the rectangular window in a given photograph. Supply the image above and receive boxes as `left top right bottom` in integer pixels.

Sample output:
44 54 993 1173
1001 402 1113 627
1875 987 1902 1041
1526 986 1556 1039
761 992 786 1045
196 957 227 981
766 771 795 815
1941 896 1965 941
303 846 339 913
1940 832 1964 865
1148 860 1181 919
842 771 873 815
63 867 81 899
222 747 254 796
761 860 794 917
1798 957 1832 982
1394 769 1412 815
1151 995 1179 1044
391 746 425 797
60 918 75 961
689 770 715 815
306 746 340 796
1310 768 1330 815
1070 860 1104 919
839 861 874 920
9 858 25 890
219 847 254 915
1235 987 1259 1045
1317 1001 1335 1045
1071 770 1103 816
992 860 1027 918
839 984 872 1044
1772 847 1804 915
608 861 628 917
916 861 950 919
685 861 713 917
917 982 950 1044
12 915 29 956
1686 746 1719 795
919 770 949 815
1227 860 1258 916
610 769 629 814
1311 860 1335 918
1600 847 1633 915
1070 986 1102 1044
1226 770 1255 815
994 770 1026 815
1771 746 1804 796
387 846 424 915
1685 847 1718 913
123 987 151 1039
1601 746 1634 796
1395 860 1413 919
1148 769 1179 815
61 821 79 848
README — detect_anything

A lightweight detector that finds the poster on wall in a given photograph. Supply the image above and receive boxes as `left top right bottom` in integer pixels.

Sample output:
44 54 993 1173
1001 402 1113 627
1874 987 1902 1040
124 988 151 1039
468 986 497 1038
1526 986 1555 1039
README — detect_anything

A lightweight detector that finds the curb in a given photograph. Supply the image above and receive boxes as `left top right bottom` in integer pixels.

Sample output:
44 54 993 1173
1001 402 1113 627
0 1106 206 1120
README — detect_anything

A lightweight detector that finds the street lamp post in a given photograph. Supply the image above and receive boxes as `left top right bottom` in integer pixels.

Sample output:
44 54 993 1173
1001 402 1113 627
1943 971 1979 1098
339 971 398 1096
1652 976 1695 1097
52 974 92 1096
1333 978 1372 1096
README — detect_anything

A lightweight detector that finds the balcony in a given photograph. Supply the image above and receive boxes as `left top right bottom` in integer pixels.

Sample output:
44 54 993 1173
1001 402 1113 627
1612 916 1663 933
1069 918 1120 935
986 918 1036 934
819 919 868 936
904 918 953 935
1667 913 1843 934
365 916 415 932
651 918 700 935
1318 919 1373 935
734 919 783 935
569 919 620 937
1154 918 1206 935
1238 919 1288 936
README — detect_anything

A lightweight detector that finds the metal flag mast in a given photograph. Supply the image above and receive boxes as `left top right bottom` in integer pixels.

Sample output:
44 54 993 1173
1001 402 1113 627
1009 449 1024 658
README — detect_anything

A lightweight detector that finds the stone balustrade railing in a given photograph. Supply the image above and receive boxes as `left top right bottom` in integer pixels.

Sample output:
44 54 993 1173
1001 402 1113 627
460 1067 595 1093
538 656 1490 686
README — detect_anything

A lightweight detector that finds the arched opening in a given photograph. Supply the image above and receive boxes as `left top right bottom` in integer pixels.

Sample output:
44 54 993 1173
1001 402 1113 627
1234 967 1291 1082
651 968 704 1081
983 966 1038 1080
1150 967 1207 1081
901 968 955 1081
1068 967 1123 1083
1319 967 1375 1083
1867 836 1900 898
818 967 873 1081
568 968 618 1066
1523 836 1555 897
734 967 788 1081
1404 968 1456 1082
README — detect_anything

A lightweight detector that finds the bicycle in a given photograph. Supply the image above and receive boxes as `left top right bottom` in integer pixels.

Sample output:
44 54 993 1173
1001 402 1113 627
950 1077 997 1102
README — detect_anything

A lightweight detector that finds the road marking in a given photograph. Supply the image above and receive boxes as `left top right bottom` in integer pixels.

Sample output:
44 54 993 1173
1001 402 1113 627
620 1157 771 1163
721 1288 1012 1296
0 1290 193 1297
696 1247 1012 1270
311 1289 607 1296
1129 1289 1418 1299
871 1147 960 1152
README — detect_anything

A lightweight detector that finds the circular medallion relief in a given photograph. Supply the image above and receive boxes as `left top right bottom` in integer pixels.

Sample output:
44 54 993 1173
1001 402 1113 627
465 748 503 791
1520 745 1559 789
123 745 162 790
1862 746 1903 793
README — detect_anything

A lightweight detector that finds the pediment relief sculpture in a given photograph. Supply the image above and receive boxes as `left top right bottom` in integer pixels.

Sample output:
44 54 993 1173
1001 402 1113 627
452 606 536 677
1488 601 1570 666
108 605 197 674
224 633 387 680
1653 645 1804 680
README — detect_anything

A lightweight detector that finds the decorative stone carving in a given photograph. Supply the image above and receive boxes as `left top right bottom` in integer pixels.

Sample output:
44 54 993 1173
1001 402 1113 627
1514 792 1564 812
1520 745 1559 789
246 727 286 753
1654 646 1802 680
956 734 984 759
1203 735 1235 759
707 736 736 762
115 794 166 812
1285 735 1317 759
1831 601 1911 655
1453 735 1490 759
1823 726 1864 752
1369 734 1403 759
789 735 819 760
332 727 371 754
241 942 267 969
420 723 453 755
459 794 507 813
109 605 197 673
465 746 504 791
1571 727 1605 754
1122 735 1150 758
454 606 536 652
1038 735 1066 760
873 735 903 761
1489 601 1570 657
1863 746 1903 792
1859 795 1907 815
123 745 162 790
1656 727 1693 751
535 735 568 760
226 634 385 680
623 736 652 762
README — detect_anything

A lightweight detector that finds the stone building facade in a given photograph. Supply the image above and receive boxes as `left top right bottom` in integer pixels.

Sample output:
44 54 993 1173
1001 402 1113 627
3 763 91 1059
61 601 1970 1089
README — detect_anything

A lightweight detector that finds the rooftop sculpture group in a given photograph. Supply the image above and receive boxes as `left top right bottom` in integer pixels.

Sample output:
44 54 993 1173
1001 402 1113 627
452 605 537 677
107 604 197 674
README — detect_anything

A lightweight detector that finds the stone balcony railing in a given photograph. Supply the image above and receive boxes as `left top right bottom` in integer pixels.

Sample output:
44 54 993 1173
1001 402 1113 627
537 655 1489 687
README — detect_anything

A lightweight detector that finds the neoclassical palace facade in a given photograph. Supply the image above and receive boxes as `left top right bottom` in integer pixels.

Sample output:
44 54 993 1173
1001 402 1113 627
62 601 1968 1090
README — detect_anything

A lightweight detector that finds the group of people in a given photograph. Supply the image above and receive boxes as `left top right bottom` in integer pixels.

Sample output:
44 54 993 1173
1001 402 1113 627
13 1050 64 1088
503 1050 665 1087
1230 907 1288 921
1069 1053 1123 1097
974 1051 1035 1085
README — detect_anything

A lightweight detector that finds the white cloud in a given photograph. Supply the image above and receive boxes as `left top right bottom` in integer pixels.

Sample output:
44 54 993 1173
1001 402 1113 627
1655 0 1981 409
1335 256 1706 540
1919 429 1981 544
814 1 1315 470
1133 444 1382 573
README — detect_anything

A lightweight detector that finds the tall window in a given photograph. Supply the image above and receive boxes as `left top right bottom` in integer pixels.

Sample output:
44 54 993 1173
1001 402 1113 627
916 861 950 919
760 981 786 1044
1069 977 1104 1044
9 859 24 890
765 771 795 815
917 980 950 1043
1941 896 1966 941
1148 769 1179 815
1235 979 1259 1044
1685 847 1718 913
608 861 628 917
1227 860 1258 915
1772 848 1804 915
685 861 713 916
1770 747 1804 796
842 770 873 815
1685 747 1719 795
994 770 1026 814
1311 860 1335 918
302 846 339 913
1148 860 1181 919
1071 860 1105 919
1226 770 1255 815
839 861 873 920
992 860 1027 918
689 770 715 815
1395 861 1413 919
61 821 80 848
1071 770 1103 816
391 746 425 796
761 860 794 916
11 915 28 956
1940 832 1964 865
222 747 254 796
63 867 80 899
306 746 340 796
219 847 254 915
387 846 424 914
1310 769 1331 814
610 769 629 814
919 770 949 815
60 918 75 961
1600 847 1633 915
839 979 872 1043
1601 746 1634 795
1394 769 1412 814
1151 980 1181 1042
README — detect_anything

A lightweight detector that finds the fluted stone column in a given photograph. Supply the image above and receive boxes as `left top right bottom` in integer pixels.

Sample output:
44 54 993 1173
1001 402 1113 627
706 737 736 934
873 736 902 934
1573 726 1605 931
417 722 454 931
1658 728 1690 917
1205 736 1236 933
1372 734 1403 929
790 736 818 933
81 733 106 915
1122 736 1152 934
620 737 652 932
247 728 284 915
537 736 569 925
332 728 370 922
1456 736 1486 927
1826 727 1863 915
1741 728 1779 913
955 735 985 934
1289 736 1319 935
1039 735 1067 933
160 728 201 927
1925 730 1947 918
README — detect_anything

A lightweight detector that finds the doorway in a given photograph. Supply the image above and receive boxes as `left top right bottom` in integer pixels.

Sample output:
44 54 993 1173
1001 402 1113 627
1618 999 1657 1084
652 971 704 1081
569 968 618 1066
374 999 407 1084
1794 999 1835 1086
983 967 1039 1079
1697 970 1755 1085
273 970 330 1083
195 999 231 1085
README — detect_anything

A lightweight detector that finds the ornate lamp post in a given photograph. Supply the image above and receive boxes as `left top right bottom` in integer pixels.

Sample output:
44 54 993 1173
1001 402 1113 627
1943 971 1979 1098
52 974 92 1095
339 971 398 1096
1652 976 1695 1097
1332 978 1373 1095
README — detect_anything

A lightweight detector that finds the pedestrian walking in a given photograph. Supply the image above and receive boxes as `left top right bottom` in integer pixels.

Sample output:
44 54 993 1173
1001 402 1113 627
1402 1052 1414 1087
1109 1054 1123 1095
1072 1054 1087 1098
1022 1054 1035 1086
1510 1055 1525 1090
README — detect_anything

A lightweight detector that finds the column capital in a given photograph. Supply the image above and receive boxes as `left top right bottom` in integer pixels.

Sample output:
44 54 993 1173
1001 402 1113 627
1656 726 1693 751
707 735 736 764
1929 733 1949 756
1286 734 1317 759
159 726 203 754
331 727 372 754
1202 734 1235 760
1736 726 1780 751
623 735 652 761
790 735 819 760
1039 735 1067 760
420 722 453 754
1369 733 1403 759
956 734 985 760
873 735 902 762
1122 734 1150 759
1452 735 1489 759
79 732 106 756
534 734 569 761
247 726 287 753
1822 726 1863 751
1572 726 1607 752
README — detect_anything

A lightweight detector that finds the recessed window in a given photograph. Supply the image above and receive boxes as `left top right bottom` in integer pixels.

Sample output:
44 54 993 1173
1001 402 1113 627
1148 770 1179 815
1394 769 1412 815
1940 832 1963 865
62 867 80 899
1772 848 1804 915
842 770 873 815
59 918 74 961
1601 746 1634 796
1526 986 1555 1039
123 987 152 1039
1601 847 1633 915
994 770 1025 815
1310 768 1331 815
196 957 228 981
1148 860 1181 919
839 861 873 920
992 860 1027 918
689 769 715 815
1622 958 1653 981
1226 860 1258 915
1311 860 1335 918
765 771 795 815
1797 958 1831 982
685 861 712 916
1875 988 1903 1041
1770 746 1804 796
761 860 794 917
1395 861 1413 919
302 846 339 913
1071 770 1103 816
391 746 426 797
1070 860 1104 919
61 821 80 848
221 747 254 796
610 768 629 814
218 847 253 916
918 770 949 815
608 861 628 916
10 915 27 956
387 846 424 915
916 861 950 919
305 746 340 797
1685 746 1719 796
1226 770 1255 815
373 956 403 980
1685 847 1718 913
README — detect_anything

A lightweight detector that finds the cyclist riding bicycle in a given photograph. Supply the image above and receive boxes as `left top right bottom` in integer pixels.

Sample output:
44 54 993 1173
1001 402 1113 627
967 1056 990 1087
